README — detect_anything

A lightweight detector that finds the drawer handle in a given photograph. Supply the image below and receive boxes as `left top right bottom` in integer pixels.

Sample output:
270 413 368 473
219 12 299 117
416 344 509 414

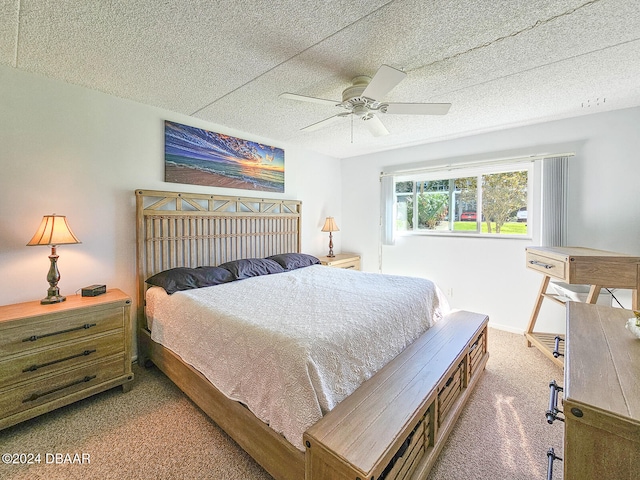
546 447 562 480
22 375 97 403
469 335 482 351
22 323 97 343
546 380 564 424
529 260 554 269
22 349 97 373
445 375 454 388
553 336 564 358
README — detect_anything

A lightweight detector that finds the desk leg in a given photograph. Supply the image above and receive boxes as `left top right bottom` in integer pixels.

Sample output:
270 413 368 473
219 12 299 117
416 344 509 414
586 285 602 304
525 275 550 347
633 289 638 311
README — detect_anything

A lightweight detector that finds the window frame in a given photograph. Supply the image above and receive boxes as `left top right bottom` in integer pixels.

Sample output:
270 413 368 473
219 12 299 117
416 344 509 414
393 162 534 240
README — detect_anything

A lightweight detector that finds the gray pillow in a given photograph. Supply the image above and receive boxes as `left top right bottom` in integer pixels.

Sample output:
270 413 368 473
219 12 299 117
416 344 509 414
146 266 235 294
218 258 285 279
267 253 320 270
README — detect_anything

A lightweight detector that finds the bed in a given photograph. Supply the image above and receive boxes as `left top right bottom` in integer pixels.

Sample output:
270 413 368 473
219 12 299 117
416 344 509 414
135 189 489 480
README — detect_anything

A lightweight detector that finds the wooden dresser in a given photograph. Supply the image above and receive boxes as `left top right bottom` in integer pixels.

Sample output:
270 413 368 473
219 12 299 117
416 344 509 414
317 253 361 270
547 302 640 479
0 289 134 429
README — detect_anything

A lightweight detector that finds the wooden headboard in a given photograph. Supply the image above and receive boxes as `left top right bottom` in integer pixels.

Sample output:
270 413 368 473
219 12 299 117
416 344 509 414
135 189 302 325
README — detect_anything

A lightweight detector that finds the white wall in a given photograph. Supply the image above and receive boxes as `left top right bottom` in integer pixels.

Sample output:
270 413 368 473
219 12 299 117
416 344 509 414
341 107 640 333
3 62 638 337
0 65 342 312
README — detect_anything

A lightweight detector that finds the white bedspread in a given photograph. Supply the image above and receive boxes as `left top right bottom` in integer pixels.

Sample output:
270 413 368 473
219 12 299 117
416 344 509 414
146 265 449 450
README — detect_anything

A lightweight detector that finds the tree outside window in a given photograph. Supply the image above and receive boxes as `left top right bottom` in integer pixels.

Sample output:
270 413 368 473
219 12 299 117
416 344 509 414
481 171 527 233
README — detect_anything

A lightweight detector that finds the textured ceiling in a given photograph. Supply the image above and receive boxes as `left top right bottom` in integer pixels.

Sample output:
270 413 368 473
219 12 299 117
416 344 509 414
2 0 640 158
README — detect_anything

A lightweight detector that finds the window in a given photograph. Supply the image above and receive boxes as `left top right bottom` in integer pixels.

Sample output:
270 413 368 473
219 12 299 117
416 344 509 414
394 164 531 237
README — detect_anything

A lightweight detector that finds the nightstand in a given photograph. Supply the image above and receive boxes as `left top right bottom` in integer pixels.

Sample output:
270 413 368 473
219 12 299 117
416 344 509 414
318 253 361 271
0 289 134 430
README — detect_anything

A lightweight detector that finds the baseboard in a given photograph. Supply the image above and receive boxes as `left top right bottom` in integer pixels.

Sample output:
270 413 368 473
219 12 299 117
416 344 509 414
487 321 523 335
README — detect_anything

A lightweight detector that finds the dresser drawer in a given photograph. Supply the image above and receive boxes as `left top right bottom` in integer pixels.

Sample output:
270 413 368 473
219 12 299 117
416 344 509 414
437 360 464 427
0 306 124 359
526 251 567 280
0 331 123 387
334 259 360 270
381 411 427 480
0 355 125 420
468 328 487 380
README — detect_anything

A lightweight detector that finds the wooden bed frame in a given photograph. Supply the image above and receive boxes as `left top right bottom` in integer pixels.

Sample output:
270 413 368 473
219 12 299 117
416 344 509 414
135 189 489 480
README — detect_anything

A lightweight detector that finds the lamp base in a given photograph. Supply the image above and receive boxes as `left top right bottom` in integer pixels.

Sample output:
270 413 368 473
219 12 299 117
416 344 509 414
41 250 66 305
41 282 65 305
327 232 335 257
41 294 66 305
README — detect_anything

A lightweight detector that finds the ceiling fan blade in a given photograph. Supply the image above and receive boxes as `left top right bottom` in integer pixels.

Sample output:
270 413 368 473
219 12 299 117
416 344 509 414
362 65 407 101
385 102 452 115
301 113 349 132
362 114 389 137
280 92 339 107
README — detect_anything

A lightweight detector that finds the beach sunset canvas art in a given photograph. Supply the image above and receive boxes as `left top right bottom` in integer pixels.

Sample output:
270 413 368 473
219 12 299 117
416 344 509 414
164 120 285 192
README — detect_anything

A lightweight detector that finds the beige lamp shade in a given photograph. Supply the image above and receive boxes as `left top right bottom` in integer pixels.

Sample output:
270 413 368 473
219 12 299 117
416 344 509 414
27 215 81 246
27 214 81 305
321 217 339 232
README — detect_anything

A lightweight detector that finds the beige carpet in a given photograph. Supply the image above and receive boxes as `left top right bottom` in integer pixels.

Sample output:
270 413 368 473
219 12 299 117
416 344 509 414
0 328 563 480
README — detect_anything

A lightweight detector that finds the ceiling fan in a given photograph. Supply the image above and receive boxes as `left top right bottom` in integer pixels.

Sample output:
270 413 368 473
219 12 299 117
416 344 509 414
280 64 451 137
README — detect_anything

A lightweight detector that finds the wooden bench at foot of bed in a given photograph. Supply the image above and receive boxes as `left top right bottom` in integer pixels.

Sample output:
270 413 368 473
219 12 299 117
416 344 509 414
305 310 489 480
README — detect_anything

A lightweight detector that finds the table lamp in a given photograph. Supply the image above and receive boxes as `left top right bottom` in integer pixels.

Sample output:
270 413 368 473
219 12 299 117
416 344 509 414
27 214 81 304
321 217 339 258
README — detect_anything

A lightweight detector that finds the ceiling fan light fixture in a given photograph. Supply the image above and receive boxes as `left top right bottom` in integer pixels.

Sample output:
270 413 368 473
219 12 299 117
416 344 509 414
281 64 451 136
352 104 369 117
